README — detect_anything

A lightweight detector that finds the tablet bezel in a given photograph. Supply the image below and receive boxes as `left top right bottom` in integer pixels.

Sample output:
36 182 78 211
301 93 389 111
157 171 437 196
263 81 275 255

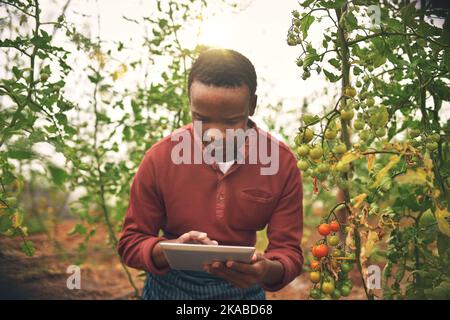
159 242 255 254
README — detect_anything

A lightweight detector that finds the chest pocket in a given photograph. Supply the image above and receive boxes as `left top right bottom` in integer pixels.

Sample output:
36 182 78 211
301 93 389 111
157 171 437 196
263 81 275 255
229 188 277 231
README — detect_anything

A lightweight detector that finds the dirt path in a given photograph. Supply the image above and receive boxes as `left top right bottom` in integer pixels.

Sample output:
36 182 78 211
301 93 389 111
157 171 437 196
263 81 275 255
0 220 367 300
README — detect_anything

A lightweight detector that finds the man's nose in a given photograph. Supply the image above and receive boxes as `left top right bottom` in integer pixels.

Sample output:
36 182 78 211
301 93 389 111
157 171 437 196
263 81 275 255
204 128 226 142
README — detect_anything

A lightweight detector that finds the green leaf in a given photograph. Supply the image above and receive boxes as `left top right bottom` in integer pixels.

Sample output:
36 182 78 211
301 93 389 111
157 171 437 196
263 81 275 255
88 73 102 84
67 223 87 236
323 69 342 82
345 12 358 31
400 2 416 25
20 240 35 257
320 0 346 9
395 263 405 283
303 52 319 67
7 149 34 160
12 66 22 78
45 125 58 134
444 49 450 73
437 233 450 257
301 15 315 38
301 0 315 7
48 165 68 186
328 58 340 69
372 53 387 68
2 170 15 184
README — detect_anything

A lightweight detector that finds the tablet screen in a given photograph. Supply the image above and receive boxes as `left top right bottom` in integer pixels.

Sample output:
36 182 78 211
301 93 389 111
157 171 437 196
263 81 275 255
159 242 255 271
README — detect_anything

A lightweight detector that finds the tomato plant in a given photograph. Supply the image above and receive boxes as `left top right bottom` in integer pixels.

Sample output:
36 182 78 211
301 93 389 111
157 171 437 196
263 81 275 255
0 0 211 298
290 0 450 299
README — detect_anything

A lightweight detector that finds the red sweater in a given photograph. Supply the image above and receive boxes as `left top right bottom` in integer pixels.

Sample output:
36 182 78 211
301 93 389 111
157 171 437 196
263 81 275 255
117 118 304 292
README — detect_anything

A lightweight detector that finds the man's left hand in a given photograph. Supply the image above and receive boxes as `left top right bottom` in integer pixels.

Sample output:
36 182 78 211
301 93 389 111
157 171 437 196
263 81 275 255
203 253 279 289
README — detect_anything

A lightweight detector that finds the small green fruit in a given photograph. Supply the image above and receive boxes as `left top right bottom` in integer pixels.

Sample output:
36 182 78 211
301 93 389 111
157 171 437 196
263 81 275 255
297 160 309 171
309 146 323 160
366 97 375 107
317 163 330 174
333 143 347 154
324 129 337 140
297 144 310 157
341 109 354 121
336 162 351 173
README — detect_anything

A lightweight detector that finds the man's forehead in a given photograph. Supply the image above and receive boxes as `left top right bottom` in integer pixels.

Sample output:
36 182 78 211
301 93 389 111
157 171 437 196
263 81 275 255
190 81 250 109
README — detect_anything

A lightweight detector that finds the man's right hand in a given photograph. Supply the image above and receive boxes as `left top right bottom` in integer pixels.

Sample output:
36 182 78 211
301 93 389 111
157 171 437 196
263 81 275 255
152 231 219 269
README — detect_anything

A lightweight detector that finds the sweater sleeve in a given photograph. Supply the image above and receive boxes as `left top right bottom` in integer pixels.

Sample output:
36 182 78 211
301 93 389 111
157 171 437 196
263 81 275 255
261 153 304 292
117 149 171 276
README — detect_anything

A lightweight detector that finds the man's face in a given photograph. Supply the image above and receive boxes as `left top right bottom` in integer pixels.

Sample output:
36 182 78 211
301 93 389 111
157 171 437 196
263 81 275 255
189 81 257 161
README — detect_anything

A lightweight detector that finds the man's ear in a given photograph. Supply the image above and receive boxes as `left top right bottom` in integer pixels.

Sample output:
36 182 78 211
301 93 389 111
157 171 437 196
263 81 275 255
249 94 257 116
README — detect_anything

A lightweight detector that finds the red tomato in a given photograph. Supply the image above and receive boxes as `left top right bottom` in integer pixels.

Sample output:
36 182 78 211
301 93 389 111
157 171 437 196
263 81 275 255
312 244 329 258
318 223 331 236
330 220 340 232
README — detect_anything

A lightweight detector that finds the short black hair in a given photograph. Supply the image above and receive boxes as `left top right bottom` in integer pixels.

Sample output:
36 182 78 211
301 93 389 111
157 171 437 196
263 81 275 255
188 48 257 98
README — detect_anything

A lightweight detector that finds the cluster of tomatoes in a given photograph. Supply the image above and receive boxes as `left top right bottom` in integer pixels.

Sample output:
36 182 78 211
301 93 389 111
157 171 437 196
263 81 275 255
309 219 355 300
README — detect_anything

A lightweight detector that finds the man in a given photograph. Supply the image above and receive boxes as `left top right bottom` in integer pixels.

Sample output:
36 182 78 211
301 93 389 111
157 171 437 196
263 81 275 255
118 48 303 299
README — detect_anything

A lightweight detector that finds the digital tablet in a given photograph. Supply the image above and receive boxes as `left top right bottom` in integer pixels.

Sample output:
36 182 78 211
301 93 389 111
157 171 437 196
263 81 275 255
159 242 256 271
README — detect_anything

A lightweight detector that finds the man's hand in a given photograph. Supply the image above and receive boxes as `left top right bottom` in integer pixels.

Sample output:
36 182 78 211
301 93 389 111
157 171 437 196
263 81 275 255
174 231 219 245
203 253 284 289
152 231 218 269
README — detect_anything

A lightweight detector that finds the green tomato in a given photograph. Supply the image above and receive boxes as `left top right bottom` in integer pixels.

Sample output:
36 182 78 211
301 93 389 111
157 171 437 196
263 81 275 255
327 235 340 246
375 127 386 137
321 280 335 295
341 108 355 121
358 143 368 152
342 279 353 288
353 119 365 131
297 144 310 157
309 146 323 160
340 285 351 297
295 128 313 146
336 162 351 173
344 87 357 97
332 249 344 257
359 130 370 141
301 128 314 144
341 262 353 273
426 142 438 151
297 160 309 171
429 133 440 143
287 38 297 46
40 72 49 82
324 129 337 140
331 289 341 300
310 288 321 300
317 163 330 174
409 129 421 138
333 143 347 154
